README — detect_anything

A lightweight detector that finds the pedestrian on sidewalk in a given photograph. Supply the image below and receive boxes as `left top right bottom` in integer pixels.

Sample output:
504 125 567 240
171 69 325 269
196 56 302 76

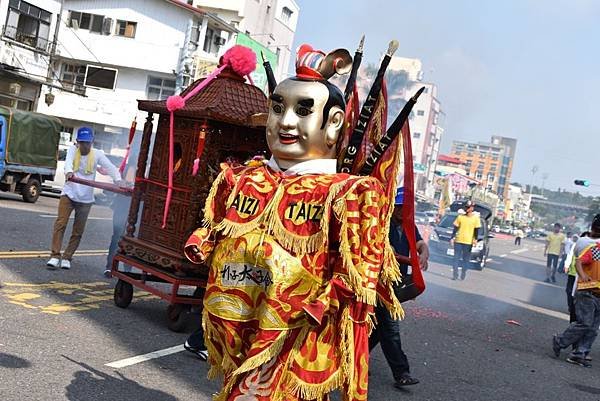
514 228 525 246
544 223 566 283
47 127 122 270
370 188 429 389
450 200 480 280
553 216 600 367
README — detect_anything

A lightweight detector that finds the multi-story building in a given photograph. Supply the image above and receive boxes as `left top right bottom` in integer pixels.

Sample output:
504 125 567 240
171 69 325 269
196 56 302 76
35 0 231 154
505 184 532 225
191 0 299 88
450 135 517 200
436 154 466 176
387 56 444 199
0 0 62 110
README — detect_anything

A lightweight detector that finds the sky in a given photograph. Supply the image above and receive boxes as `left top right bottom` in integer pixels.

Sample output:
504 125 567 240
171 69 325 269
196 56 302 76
292 0 600 196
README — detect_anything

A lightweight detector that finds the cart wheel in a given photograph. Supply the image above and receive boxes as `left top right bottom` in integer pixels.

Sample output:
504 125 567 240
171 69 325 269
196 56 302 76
114 279 133 308
166 304 189 332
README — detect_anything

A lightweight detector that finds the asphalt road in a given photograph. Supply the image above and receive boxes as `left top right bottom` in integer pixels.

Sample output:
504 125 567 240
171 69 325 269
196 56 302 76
1 192 599 401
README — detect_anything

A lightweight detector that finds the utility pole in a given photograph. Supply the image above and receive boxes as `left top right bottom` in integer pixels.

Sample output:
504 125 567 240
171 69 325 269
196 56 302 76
530 165 539 195
44 0 64 106
541 173 549 197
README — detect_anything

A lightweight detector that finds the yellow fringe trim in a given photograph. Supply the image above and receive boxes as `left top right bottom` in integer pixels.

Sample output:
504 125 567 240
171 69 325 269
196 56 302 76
380 242 401 285
203 169 228 226
333 194 378 306
231 330 289 377
286 369 344 401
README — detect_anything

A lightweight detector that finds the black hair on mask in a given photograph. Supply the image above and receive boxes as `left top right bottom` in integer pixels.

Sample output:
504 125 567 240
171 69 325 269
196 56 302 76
290 78 346 129
592 214 600 231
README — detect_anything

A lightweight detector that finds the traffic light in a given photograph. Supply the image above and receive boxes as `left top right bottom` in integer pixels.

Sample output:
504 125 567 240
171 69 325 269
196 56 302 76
574 179 590 187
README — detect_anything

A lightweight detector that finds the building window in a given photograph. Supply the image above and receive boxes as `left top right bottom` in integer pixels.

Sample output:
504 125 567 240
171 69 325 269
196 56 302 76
69 10 108 34
487 173 495 183
417 110 425 116
146 77 176 100
202 27 224 55
281 6 293 22
475 171 482 180
116 20 136 38
413 132 421 139
84 65 118 90
61 63 86 94
4 0 52 51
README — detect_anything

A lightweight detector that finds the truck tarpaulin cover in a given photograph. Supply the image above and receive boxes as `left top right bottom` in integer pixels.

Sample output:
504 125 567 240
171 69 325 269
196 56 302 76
0 106 61 168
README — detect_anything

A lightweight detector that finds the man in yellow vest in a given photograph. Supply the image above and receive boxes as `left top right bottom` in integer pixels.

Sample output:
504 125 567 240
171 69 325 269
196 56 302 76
47 127 122 270
544 223 566 283
450 200 481 280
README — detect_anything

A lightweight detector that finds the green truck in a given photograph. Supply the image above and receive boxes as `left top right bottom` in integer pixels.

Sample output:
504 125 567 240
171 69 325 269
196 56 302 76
0 106 62 203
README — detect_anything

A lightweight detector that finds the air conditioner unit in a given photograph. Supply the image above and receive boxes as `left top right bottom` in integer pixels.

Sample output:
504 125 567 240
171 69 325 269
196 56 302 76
102 17 113 35
214 36 226 46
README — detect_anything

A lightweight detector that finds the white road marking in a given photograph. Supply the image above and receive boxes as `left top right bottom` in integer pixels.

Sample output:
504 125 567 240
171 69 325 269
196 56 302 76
40 214 111 221
499 254 507 258
486 258 493 263
105 345 185 369
510 248 529 254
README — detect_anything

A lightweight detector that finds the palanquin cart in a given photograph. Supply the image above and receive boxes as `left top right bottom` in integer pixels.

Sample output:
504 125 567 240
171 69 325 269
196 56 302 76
110 67 268 330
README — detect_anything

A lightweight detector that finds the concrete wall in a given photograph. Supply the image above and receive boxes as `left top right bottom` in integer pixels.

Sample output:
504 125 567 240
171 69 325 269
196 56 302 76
56 0 195 73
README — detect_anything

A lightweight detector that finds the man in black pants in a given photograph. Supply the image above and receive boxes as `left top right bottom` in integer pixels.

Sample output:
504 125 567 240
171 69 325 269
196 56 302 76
370 188 429 388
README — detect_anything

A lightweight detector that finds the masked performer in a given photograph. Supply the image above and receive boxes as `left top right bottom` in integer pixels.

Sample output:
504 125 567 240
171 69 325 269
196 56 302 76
184 44 409 401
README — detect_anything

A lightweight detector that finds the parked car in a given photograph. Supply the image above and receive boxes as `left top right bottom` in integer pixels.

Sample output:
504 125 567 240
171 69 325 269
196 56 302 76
0 106 61 203
492 225 500 233
415 211 430 224
429 201 493 270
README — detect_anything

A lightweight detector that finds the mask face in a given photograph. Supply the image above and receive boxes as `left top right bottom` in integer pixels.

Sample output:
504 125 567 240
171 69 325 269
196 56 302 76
266 79 344 167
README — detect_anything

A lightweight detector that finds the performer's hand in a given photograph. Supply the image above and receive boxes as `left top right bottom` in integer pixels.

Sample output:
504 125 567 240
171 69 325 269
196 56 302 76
472 239 478 247
66 172 74 181
419 253 429 271
190 245 201 258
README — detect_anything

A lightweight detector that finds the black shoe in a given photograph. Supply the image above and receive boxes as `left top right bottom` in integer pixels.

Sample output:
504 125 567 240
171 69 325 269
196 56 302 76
552 335 561 357
394 372 419 387
566 356 592 367
551 276 556 283
544 278 551 283
184 341 208 361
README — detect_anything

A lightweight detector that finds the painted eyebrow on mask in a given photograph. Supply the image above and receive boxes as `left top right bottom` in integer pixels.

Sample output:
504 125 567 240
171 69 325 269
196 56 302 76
298 98 314 108
269 94 284 103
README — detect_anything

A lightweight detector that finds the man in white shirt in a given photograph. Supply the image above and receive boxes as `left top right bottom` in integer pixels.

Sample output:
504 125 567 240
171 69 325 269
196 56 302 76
47 127 122 270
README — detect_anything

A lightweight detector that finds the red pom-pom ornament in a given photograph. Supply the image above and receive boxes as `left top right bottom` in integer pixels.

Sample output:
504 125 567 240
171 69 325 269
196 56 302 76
166 95 185 112
222 45 257 76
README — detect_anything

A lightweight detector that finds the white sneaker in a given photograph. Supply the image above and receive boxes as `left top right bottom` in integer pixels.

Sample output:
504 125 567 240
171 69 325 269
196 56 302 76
47 258 60 269
60 259 71 270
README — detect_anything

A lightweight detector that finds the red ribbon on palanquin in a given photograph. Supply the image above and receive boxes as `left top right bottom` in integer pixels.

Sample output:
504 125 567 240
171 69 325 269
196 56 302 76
162 45 257 228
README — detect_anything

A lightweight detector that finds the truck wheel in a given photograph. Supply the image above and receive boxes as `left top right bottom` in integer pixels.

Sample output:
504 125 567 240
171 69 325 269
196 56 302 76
22 178 41 203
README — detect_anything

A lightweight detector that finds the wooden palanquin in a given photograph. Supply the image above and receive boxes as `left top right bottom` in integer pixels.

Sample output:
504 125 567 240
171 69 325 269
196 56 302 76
119 68 269 275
